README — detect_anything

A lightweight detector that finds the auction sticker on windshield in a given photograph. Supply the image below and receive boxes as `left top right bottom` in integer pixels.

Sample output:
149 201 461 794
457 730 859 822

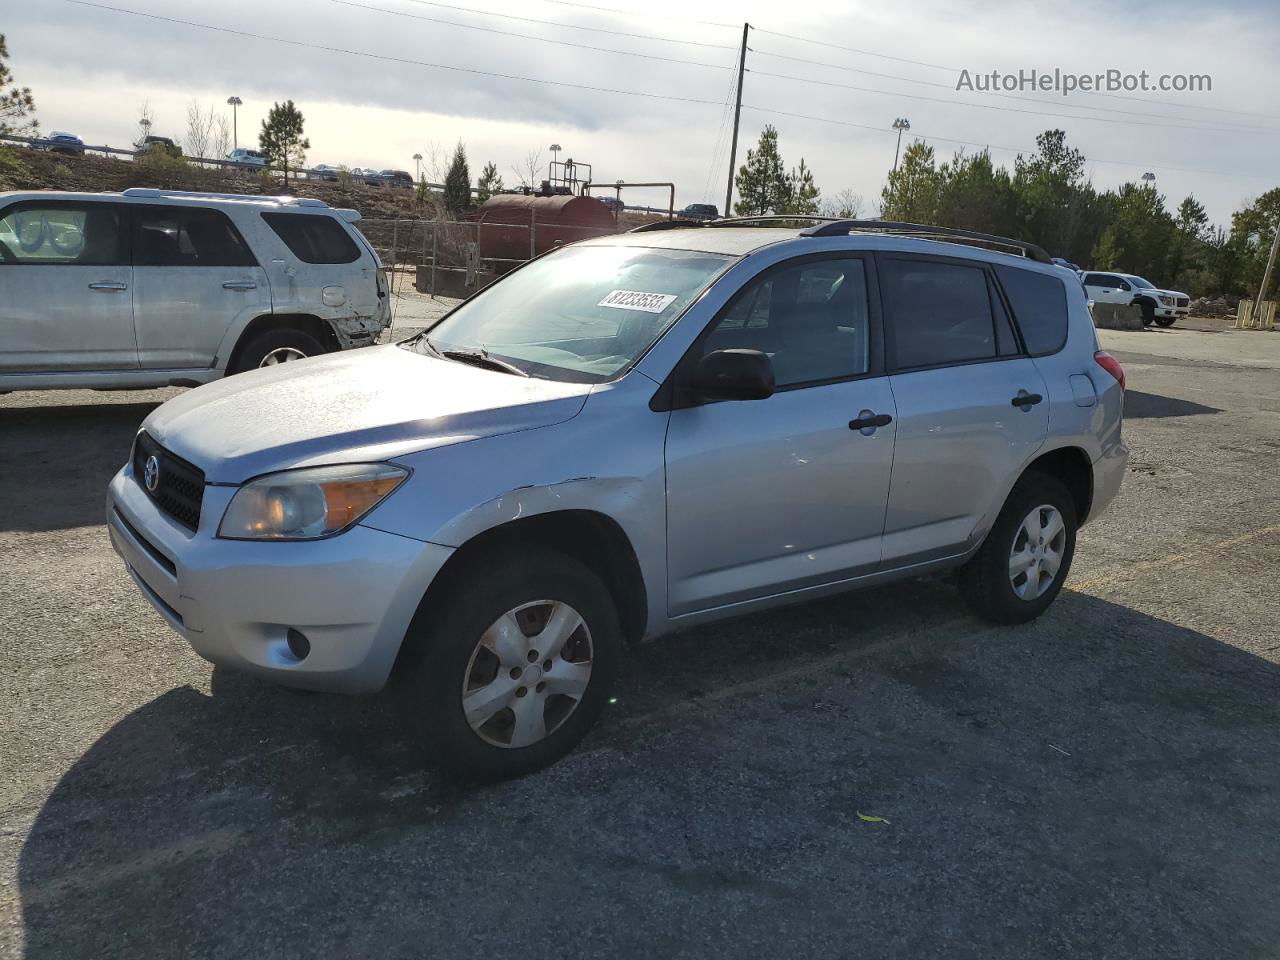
597 290 678 313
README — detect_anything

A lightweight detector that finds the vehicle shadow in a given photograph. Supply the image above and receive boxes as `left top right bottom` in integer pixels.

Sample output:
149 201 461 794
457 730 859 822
1123 390 1221 419
16 584 1280 958
0 400 161 532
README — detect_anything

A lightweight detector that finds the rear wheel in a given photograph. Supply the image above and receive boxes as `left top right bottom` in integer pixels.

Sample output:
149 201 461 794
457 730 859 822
396 547 621 780
229 328 326 374
958 473 1077 624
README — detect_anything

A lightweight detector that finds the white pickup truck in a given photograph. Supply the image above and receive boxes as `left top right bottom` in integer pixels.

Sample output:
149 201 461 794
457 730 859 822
1081 271 1190 327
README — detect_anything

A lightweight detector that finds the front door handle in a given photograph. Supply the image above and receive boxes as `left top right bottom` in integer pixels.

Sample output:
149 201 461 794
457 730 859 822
1011 391 1044 407
849 411 893 432
222 280 258 290
88 281 128 291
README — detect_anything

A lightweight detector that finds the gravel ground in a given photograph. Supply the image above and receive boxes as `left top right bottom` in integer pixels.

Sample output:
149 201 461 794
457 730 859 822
2 323 1278 959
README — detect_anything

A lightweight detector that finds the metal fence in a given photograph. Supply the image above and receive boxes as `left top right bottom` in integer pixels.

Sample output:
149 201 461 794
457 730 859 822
361 218 623 299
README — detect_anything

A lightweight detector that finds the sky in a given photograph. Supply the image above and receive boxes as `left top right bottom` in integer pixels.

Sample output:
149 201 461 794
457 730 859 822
6 0 1279 228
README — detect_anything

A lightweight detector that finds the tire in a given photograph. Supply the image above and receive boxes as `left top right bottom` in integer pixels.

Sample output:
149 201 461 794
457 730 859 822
1154 316 1177 328
957 473 1077 625
1137 300 1155 326
229 328 326 375
396 546 621 780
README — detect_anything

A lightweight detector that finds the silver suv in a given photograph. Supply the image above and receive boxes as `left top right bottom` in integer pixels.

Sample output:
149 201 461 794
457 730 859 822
107 219 1128 779
0 188 389 391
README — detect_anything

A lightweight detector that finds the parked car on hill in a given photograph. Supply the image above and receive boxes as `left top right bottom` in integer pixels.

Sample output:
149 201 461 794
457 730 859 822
41 131 86 156
352 168 384 187
597 196 625 214
679 203 720 221
379 169 414 189
106 218 1127 780
1082 271 1190 327
0 187 389 392
137 136 182 159
308 164 340 182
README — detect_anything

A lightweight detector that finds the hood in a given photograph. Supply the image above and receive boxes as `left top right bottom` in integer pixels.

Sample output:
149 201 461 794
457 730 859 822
142 345 592 483
1151 288 1189 299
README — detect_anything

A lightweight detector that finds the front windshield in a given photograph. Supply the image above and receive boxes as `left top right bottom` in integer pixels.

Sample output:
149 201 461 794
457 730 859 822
414 245 734 383
1127 275 1154 289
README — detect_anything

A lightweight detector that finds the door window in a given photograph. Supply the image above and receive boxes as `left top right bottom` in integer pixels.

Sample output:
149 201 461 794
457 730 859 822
134 206 256 267
698 257 871 387
881 258 999 370
0 201 128 265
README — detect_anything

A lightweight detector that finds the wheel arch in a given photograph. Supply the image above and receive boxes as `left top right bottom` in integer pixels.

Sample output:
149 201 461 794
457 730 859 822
219 313 341 372
1021 445 1094 524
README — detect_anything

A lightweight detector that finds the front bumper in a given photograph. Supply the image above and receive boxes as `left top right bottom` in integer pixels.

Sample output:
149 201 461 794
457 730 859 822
107 464 452 693
1155 304 1190 318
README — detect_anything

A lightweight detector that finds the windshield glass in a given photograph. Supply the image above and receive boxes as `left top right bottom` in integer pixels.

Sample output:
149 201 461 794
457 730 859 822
1127 275 1154 289
415 245 734 383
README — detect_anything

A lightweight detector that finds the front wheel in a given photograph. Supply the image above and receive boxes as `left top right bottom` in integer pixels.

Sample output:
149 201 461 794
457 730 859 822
1137 300 1155 326
397 547 621 780
1154 316 1177 328
958 473 1077 624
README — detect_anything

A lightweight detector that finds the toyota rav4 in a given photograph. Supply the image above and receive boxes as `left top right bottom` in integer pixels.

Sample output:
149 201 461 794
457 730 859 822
107 219 1128 779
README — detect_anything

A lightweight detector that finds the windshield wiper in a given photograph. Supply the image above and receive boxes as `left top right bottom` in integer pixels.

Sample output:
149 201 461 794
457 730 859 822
411 334 445 358
441 348 530 378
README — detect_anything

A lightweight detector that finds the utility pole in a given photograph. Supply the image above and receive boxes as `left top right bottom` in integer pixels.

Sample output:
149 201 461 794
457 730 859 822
891 117 911 173
724 22 749 218
1254 215 1280 327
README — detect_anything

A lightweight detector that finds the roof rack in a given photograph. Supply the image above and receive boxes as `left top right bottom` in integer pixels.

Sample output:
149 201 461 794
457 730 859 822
796 219 1052 263
120 187 330 208
628 218 706 233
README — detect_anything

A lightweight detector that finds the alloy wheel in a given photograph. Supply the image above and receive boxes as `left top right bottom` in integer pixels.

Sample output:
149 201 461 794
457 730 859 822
259 347 308 366
1008 504 1066 600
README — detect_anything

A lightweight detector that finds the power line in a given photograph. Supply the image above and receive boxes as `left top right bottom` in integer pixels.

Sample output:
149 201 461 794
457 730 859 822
65 0 725 107
741 104 1279 182
748 68 1280 136
751 26 956 72
332 0 730 70
749 47 1280 130
537 0 736 29
400 0 736 50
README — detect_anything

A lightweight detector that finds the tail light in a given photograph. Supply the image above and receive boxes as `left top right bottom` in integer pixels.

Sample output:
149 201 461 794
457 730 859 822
1094 351 1125 391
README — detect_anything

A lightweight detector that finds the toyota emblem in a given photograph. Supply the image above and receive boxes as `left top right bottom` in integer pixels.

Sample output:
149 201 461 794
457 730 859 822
143 455 160 492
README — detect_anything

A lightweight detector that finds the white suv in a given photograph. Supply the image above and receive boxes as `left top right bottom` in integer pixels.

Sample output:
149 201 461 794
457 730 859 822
0 188 390 391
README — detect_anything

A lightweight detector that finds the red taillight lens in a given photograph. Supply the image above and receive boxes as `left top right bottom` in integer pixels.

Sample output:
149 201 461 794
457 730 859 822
1094 351 1125 391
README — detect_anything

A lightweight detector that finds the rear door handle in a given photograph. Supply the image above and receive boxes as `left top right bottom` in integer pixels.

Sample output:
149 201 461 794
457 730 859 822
1011 391 1043 407
849 412 893 432
222 281 258 290
88 281 128 291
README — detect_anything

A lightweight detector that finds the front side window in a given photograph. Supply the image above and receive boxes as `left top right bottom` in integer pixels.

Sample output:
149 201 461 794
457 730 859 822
261 212 360 264
415 245 734 383
881 258 997 370
134 205 256 267
698 256 871 387
0 201 127 265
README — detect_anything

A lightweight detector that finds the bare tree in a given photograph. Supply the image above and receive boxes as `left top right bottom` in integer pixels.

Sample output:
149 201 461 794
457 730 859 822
135 100 155 148
211 112 232 161
510 147 544 190
185 100 213 161
820 188 864 219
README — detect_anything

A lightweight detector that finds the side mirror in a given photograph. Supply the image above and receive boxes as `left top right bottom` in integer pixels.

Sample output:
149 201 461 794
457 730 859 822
691 348 775 402
1119 281 1131 291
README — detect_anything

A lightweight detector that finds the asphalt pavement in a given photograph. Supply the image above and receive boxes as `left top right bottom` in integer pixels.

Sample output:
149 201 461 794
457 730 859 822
2 321 1278 959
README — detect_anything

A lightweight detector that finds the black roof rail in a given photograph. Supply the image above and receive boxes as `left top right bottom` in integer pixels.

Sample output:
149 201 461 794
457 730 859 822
705 215 835 228
797 219 1053 264
628 219 705 233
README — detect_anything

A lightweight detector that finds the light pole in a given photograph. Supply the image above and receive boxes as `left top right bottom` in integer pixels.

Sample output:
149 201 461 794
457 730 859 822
226 96 242 151
138 117 151 141
1141 171 1156 184
549 143 561 182
413 152 423 180
891 118 911 173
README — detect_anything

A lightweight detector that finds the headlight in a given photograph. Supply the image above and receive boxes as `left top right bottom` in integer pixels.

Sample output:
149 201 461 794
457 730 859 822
218 463 408 540
1158 294 1174 305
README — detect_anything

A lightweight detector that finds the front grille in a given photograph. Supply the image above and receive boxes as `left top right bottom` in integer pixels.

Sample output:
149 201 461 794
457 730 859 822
1176 296 1190 307
132 432 205 533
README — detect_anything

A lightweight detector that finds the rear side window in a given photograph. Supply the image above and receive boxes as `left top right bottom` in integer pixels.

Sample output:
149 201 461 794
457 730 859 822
995 266 1069 355
0 201 128 265
261 212 360 264
134 205 256 267
880 258 997 369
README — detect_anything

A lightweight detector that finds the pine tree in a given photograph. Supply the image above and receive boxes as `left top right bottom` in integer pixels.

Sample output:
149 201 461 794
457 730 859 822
476 160 503 203
0 34 37 136
444 141 472 214
258 100 309 184
733 125 787 216
780 158 820 215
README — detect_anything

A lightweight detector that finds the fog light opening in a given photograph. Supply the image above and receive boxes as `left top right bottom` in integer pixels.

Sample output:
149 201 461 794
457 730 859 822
286 628 311 661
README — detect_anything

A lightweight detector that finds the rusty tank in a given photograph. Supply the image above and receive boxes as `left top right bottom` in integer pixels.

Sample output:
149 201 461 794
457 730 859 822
477 193 617 269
